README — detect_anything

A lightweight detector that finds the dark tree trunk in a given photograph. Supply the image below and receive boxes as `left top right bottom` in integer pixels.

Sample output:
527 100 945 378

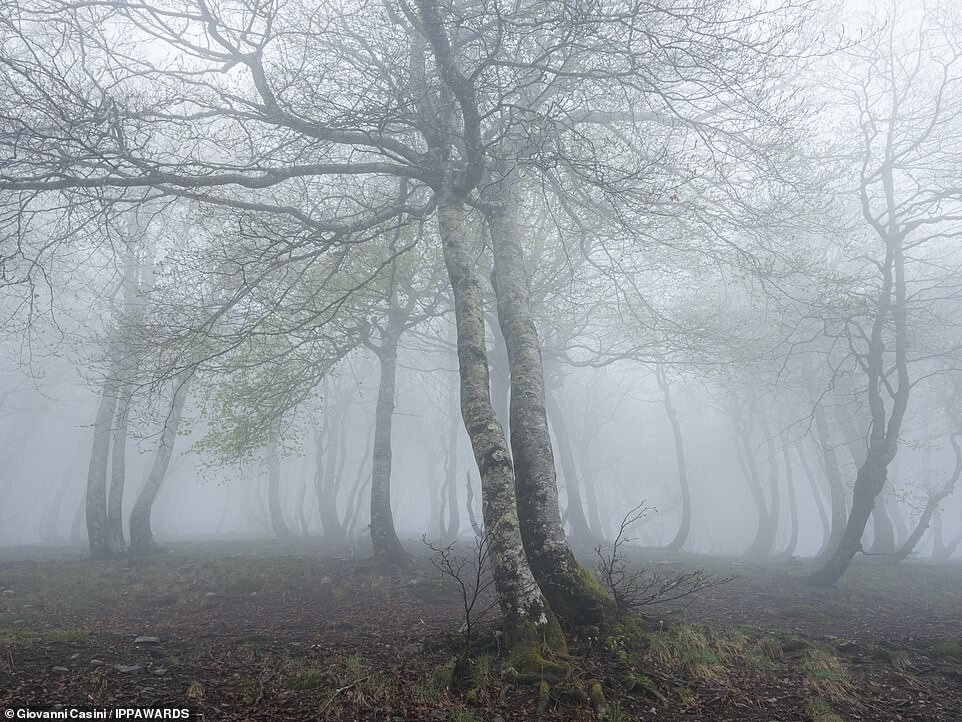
545 387 595 547
129 374 190 555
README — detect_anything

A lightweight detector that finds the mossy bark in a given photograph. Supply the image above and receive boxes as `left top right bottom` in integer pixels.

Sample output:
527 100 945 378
437 200 564 652
481 174 612 626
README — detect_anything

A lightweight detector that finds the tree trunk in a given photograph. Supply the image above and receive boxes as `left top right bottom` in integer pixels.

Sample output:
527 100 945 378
812 402 847 558
780 443 799 558
267 437 295 541
732 399 776 558
86 373 120 559
483 183 611 626
106 386 133 556
890 433 961 563
437 200 564 652
811 226 910 586
796 440 831 555
129 374 191 555
369 318 408 565
545 387 595 547
657 366 691 552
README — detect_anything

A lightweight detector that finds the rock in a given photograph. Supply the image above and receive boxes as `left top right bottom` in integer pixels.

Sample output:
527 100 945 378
152 668 168 677
51 666 69 673
2 589 13 595
69 653 79 660
116 664 143 674
402 642 424 655
134 636 161 645
90 659 105 666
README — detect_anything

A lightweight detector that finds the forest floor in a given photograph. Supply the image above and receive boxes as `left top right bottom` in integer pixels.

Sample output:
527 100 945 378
0 538 960 721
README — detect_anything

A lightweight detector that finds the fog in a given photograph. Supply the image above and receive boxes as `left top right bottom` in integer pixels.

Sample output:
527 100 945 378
0 0 960 575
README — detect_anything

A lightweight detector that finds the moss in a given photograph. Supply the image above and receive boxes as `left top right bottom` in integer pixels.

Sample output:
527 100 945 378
506 645 568 682
805 698 844 722
589 680 606 710
927 639 962 662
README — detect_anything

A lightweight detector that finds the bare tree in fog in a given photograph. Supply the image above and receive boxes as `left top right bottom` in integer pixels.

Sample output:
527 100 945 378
811 3 962 585
0 0 830 651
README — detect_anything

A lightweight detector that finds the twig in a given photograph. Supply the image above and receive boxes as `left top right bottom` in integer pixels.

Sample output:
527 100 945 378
319 675 374 714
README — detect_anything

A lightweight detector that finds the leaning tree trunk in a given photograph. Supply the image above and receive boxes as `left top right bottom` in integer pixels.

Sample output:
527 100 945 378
656 365 692 552
483 181 611 626
129 373 191 555
438 200 565 653
890 433 961 563
732 399 776 558
811 224 910 586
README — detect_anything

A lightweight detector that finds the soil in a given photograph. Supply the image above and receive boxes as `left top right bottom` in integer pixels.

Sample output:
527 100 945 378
0 539 960 721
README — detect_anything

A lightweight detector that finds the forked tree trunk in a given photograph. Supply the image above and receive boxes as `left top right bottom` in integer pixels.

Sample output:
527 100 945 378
129 374 191 555
811 227 910 586
438 200 563 651
483 180 611 625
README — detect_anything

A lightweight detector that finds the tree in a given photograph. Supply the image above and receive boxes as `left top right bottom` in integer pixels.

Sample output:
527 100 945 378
811 2 962 585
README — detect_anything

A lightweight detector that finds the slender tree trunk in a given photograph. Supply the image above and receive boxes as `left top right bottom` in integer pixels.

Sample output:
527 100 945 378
483 182 611 626
440 370 462 543
267 437 295 541
796 440 831 554
438 200 564 651
106 386 133 556
813 402 847 558
657 366 691 552
129 374 191 555
732 400 776 558
811 225 910 586
780 443 799 558
369 317 408 565
86 373 120 559
891 433 961 562
545 387 594 547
